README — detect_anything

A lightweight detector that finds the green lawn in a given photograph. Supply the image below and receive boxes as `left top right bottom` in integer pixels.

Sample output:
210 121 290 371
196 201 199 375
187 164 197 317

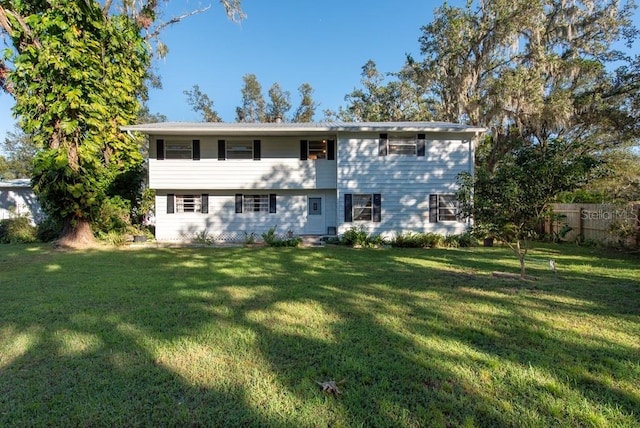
0 243 638 427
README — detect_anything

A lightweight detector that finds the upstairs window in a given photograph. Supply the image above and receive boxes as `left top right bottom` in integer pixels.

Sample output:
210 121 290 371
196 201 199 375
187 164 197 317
300 139 335 160
157 139 200 160
218 140 260 160
166 142 192 159
379 134 425 157
226 141 253 160
389 137 417 155
308 140 327 159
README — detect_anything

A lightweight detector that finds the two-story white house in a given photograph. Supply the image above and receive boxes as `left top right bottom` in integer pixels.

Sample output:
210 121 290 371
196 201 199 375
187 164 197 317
122 121 484 242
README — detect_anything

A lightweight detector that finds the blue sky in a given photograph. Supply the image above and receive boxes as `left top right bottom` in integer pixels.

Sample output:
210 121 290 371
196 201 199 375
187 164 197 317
143 0 445 122
0 0 443 140
1 0 639 144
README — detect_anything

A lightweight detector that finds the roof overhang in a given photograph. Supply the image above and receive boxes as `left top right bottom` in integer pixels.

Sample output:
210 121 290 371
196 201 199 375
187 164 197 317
0 179 32 188
121 121 486 137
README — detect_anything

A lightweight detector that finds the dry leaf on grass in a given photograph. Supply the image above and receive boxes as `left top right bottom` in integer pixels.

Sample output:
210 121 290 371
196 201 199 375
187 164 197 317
316 379 347 396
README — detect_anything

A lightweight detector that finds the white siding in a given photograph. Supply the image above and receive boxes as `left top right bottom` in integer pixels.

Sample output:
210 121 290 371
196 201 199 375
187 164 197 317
155 190 336 241
0 186 43 224
147 128 479 241
150 159 337 190
149 136 337 190
336 132 474 237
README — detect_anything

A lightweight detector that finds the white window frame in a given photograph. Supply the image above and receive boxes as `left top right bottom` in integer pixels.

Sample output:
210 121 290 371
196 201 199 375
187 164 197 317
353 194 373 221
243 195 269 213
175 194 202 213
165 141 192 159
437 194 459 222
388 136 417 155
226 140 253 160
308 139 327 160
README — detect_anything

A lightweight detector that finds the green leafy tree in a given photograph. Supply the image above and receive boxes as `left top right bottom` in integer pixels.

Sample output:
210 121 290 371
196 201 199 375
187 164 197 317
413 0 638 169
458 140 598 276
292 83 318 123
0 1 243 246
0 126 37 178
414 0 639 264
184 84 222 122
2 1 148 246
266 82 291 122
0 155 9 179
340 60 434 122
235 73 266 123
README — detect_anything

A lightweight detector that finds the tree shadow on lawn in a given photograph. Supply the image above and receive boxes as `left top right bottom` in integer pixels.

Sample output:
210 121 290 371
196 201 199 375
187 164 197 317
0 245 638 426
435 245 640 317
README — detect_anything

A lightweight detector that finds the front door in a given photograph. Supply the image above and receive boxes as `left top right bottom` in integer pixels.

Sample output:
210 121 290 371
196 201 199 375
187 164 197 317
305 196 325 234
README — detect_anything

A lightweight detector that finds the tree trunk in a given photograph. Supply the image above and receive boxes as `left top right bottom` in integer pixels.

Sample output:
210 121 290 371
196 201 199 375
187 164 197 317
57 216 96 248
519 253 526 277
516 239 528 278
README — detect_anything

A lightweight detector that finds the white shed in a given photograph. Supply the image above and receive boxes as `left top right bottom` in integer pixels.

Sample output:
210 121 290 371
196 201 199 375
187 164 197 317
0 179 43 224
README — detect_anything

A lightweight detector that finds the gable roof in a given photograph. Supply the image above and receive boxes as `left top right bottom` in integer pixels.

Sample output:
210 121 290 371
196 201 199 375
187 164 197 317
122 121 486 136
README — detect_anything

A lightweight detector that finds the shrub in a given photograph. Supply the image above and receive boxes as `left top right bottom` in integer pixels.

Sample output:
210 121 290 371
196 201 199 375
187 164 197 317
443 234 460 248
97 230 127 246
262 226 301 247
422 232 443 248
94 196 132 234
341 226 386 248
0 216 37 244
261 226 278 245
457 230 475 247
342 226 369 247
36 216 62 242
193 229 213 245
391 232 452 248
242 231 258 244
392 232 424 248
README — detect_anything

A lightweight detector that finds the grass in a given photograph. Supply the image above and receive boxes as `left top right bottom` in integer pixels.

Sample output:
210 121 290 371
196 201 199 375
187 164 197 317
0 243 638 427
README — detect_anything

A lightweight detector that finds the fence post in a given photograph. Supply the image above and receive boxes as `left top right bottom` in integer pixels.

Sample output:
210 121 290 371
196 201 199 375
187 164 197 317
578 207 584 241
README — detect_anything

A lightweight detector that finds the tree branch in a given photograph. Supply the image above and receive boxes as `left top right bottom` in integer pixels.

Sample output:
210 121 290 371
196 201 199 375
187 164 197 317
220 0 247 23
0 6 42 50
0 6 12 35
102 0 114 17
146 5 212 41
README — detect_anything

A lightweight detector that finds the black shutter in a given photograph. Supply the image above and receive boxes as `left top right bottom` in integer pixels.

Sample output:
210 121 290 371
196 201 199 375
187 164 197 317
269 193 276 213
235 194 243 213
201 194 208 214
218 140 226 160
417 134 426 157
373 193 382 222
379 133 388 156
156 139 164 160
300 140 308 160
327 139 335 160
253 140 261 160
344 194 353 222
192 140 200 160
429 194 438 223
167 194 174 214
